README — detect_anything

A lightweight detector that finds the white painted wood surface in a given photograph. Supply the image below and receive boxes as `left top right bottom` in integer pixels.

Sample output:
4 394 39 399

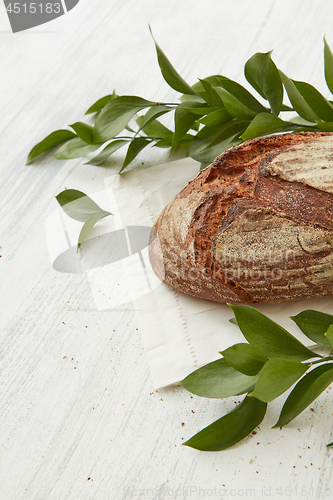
1 1 333 498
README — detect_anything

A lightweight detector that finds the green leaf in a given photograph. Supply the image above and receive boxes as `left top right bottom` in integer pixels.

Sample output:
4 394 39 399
26 129 77 164
189 123 241 163
325 325 333 350
274 364 333 427
229 317 237 325
137 117 173 139
125 125 135 133
85 91 116 114
290 310 333 350
56 190 112 250
215 88 256 120
230 305 319 361
56 189 110 222
291 80 333 122
54 138 100 160
93 96 154 143
248 358 308 403
316 121 333 131
179 93 205 104
119 137 150 174
198 79 224 107
179 102 212 116
70 122 95 144
179 358 259 398
188 125 223 162
279 71 319 122
184 396 267 451
281 104 294 111
172 107 197 152
241 113 290 141
85 139 129 166
324 37 333 95
245 51 283 115
149 26 196 95
77 211 110 249
214 78 263 112
136 105 172 135
221 343 268 376
153 135 173 148
170 136 194 159
203 120 248 150
196 109 232 127
289 116 317 126
193 75 267 114
56 189 112 249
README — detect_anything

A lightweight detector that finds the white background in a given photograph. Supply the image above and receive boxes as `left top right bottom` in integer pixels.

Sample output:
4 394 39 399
1 1 333 499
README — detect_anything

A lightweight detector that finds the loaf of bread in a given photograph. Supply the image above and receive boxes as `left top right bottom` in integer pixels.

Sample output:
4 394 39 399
149 132 333 304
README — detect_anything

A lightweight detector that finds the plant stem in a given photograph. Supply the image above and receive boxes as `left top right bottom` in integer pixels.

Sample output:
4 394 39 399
117 135 166 141
310 356 333 366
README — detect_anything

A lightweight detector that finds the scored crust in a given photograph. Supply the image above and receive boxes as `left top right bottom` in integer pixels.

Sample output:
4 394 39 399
149 132 333 304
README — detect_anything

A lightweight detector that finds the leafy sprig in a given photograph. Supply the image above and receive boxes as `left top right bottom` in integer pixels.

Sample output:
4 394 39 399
27 34 333 172
179 305 333 451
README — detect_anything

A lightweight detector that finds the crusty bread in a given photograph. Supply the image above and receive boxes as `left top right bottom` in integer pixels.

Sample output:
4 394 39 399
149 132 333 304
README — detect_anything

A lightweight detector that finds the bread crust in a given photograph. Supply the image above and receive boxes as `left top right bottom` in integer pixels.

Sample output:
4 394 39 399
149 132 333 304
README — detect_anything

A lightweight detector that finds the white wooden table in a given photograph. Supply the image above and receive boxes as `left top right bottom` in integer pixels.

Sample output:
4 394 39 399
1 1 333 498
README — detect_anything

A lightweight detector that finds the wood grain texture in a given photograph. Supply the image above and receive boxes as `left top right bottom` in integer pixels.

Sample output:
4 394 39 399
1 0 333 498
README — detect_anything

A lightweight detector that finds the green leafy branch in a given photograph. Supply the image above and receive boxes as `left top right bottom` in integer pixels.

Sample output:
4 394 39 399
27 34 333 172
179 305 333 451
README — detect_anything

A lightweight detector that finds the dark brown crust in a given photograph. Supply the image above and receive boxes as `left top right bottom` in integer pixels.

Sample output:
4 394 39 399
149 132 333 304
